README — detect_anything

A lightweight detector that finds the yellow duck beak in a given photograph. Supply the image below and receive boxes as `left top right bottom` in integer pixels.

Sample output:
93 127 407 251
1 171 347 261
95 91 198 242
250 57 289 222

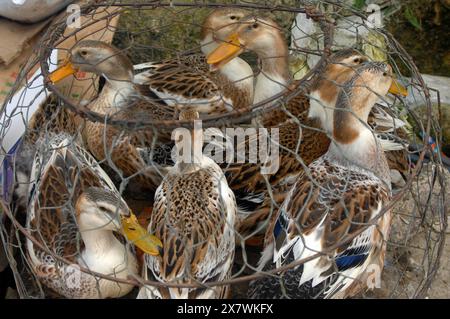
207 33 243 70
48 60 78 84
121 213 162 256
388 78 408 97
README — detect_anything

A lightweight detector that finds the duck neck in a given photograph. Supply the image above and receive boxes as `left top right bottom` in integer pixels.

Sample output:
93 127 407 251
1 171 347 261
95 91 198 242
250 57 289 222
79 227 122 258
328 92 390 184
308 90 336 134
77 215 122 257
218 57 254 93
329 123 378 164
175 121 205 172
202 34 254 89
101 71 136 109
308 67 348 133
254 45 290 105
200 34 218 56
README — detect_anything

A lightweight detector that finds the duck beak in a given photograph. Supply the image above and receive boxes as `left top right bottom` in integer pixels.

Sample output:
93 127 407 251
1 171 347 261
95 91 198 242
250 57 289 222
48 59 78 84
388 78 408 97
207 33 243 71
121 213 162 256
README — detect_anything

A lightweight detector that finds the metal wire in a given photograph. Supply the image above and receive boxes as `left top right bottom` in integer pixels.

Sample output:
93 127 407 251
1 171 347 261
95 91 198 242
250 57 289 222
0 0 447 299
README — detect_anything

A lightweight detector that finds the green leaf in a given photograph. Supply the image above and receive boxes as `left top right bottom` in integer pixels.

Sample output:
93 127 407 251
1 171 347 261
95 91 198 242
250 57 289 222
404 7 422 30
353 0 366 10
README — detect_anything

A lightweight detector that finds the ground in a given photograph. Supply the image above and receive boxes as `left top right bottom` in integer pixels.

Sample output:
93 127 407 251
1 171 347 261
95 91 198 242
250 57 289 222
384 163 449 298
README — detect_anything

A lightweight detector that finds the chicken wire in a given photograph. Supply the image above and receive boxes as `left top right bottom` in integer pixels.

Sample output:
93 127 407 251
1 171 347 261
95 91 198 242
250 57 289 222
0 0 447 299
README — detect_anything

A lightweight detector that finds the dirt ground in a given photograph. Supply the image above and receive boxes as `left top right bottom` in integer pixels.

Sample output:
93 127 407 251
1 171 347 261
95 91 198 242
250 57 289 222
427 229 450 298
362 163 449 299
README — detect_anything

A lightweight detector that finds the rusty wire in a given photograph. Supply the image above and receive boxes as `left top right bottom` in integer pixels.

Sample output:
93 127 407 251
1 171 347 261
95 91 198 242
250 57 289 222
0 0 447 299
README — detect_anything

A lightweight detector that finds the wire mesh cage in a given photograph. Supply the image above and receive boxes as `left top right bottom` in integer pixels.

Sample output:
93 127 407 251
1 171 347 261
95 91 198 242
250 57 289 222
0 0 447 299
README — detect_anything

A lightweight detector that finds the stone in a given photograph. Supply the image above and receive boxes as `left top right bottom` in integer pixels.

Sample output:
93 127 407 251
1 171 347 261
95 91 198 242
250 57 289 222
0 0 73 23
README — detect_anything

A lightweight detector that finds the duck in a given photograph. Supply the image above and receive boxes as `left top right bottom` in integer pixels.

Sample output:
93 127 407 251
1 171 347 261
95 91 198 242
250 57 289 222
31 11 252 153
34 9 252 159
26 133 163 299
138 110 237 299
34 8 253 151
248 62 395 299
213 48 377 238
206 17 408 239
207 15 408 129
47 10 255 190
207 16 296 121
48 40 177 192
133 8 254 115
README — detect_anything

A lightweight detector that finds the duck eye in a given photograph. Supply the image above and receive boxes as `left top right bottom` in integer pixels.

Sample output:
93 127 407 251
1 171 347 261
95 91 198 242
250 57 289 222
383 72 388 76
98 206 109 214
252 23 258 29
230 15 236 20
80 50 88 56
354 58 361 63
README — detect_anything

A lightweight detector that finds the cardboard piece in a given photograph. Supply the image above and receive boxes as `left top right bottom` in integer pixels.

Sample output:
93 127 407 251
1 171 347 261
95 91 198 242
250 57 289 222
0 33 41 106
0 18 50 66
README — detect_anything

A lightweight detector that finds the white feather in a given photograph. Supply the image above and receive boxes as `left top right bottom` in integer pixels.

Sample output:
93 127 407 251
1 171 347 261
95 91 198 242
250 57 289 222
377 136 407 151
254 73 288 106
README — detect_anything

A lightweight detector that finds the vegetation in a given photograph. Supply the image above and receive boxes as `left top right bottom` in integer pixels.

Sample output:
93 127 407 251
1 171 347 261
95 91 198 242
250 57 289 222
386 0 450 76
112 0 297 64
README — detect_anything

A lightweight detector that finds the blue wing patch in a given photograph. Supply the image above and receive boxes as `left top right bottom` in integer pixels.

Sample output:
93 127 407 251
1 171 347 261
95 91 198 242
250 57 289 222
1 137 23 204
273 209 290 238
335 246 370 271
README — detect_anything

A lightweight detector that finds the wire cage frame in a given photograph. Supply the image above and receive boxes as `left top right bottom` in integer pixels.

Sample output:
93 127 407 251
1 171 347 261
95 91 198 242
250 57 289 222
0 0 447 299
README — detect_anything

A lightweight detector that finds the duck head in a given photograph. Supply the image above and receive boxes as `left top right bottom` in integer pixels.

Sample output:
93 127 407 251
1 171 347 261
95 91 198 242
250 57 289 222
200 8 249 55
332 62 405 145
207 16 287 71
308 49 370 130
309 49 407 133
173 109 203 167
49 40 134 84
76 187 162 256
